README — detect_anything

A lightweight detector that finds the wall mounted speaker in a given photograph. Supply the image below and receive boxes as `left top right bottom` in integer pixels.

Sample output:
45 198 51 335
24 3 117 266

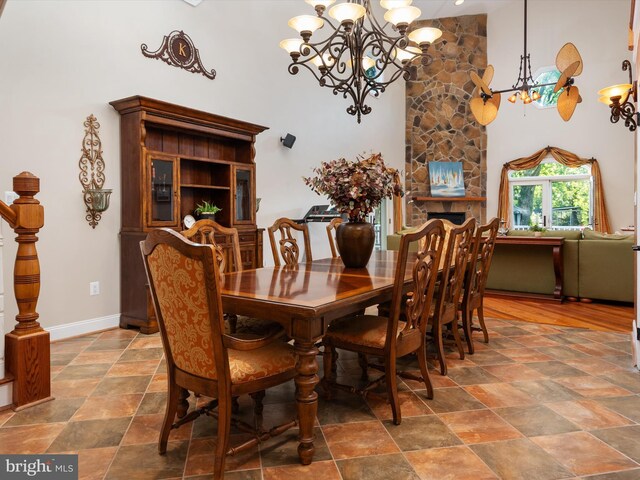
280 134 296 149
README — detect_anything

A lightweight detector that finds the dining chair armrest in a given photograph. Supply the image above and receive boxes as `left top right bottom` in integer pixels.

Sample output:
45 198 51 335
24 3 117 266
223 327 286 351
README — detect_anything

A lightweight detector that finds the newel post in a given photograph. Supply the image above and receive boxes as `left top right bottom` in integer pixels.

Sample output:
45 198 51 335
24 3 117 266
5 172 52 409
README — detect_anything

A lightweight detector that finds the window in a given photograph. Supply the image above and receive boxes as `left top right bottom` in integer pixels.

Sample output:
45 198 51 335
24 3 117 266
533 67 562 109
509 159 593 230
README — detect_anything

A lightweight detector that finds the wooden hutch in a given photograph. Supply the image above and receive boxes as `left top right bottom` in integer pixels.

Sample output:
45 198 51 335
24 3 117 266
110 96 268 333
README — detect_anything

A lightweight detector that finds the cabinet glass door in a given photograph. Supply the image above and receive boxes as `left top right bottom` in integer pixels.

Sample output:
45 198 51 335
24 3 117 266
149 156 178 226
234 166 254 224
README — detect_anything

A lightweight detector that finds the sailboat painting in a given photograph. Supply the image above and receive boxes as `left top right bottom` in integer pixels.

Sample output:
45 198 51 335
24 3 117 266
428 162 465 198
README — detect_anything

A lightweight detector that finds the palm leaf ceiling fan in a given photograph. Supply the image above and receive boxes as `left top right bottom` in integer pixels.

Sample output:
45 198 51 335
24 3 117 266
469 0 583 126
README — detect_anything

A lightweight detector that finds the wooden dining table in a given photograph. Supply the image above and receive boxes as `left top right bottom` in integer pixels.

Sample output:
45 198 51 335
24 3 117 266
220 250 414 465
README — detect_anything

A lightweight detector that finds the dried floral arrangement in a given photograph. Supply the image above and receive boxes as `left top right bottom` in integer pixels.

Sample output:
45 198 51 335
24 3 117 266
304 152 403 222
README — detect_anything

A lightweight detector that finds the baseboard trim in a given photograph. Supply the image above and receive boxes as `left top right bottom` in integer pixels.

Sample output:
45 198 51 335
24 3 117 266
0 378 11 410
46 314 120 342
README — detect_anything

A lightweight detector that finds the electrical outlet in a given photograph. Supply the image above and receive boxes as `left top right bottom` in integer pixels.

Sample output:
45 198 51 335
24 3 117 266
4 191 18 205
89 281 100 296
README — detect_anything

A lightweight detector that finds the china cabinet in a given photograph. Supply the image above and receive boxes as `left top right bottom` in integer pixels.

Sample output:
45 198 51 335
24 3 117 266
111 96 268 333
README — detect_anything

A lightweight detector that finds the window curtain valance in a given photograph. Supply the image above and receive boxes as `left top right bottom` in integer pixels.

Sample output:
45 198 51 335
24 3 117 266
497 146 611 233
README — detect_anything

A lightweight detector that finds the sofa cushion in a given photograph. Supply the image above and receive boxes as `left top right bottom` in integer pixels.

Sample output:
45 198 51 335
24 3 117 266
507 230 582 240
582 228 633 241
578 239 634 302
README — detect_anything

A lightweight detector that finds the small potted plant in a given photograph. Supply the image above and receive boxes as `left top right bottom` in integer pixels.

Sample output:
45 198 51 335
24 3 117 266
194 201 221 221
529 224 546 237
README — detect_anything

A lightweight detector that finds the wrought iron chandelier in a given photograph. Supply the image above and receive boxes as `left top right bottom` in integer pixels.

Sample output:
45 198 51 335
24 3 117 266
280 0 443 123
469 0 584 125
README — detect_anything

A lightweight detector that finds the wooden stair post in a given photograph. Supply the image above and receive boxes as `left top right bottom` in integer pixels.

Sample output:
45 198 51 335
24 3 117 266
3 172 52 410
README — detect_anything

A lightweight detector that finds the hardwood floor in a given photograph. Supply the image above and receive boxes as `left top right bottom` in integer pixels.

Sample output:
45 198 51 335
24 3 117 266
483 296 635 333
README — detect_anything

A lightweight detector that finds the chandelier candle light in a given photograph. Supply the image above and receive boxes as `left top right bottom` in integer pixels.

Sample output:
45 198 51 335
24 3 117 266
281 0 442 122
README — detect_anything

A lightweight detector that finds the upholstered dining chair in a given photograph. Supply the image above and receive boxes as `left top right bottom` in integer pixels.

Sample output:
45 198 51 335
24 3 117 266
326 217 343 258
141 228 298 480
322 219 446 425
460 217 500 354
429 217 476 376
268 217 312 266
181 219 281 338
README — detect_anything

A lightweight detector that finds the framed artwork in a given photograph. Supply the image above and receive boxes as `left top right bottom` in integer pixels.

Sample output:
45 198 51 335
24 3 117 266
429 162 465 197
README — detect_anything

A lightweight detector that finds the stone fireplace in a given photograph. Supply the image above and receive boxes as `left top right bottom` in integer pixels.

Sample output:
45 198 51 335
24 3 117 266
405 14 487 227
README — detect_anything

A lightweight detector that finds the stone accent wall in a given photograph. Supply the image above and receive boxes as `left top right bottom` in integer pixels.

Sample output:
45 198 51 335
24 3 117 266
406 14 487 226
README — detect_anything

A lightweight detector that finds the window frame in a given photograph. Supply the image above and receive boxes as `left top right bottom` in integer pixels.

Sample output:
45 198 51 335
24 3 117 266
508 159 594 230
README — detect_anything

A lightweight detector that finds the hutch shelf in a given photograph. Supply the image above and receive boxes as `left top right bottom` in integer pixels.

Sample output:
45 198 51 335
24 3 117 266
111 95 268 334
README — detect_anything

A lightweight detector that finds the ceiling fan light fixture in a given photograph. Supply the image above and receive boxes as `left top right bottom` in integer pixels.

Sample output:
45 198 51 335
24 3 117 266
468 0 582 125
454 0 465 5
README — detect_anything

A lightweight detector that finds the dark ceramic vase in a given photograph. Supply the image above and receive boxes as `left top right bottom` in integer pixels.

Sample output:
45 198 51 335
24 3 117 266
336 221 375 268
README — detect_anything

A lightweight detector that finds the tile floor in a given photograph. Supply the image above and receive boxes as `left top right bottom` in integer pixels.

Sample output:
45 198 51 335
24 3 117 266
1 317 639 480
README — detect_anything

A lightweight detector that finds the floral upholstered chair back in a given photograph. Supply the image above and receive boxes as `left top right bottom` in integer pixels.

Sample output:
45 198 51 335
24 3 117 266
141 228 226 381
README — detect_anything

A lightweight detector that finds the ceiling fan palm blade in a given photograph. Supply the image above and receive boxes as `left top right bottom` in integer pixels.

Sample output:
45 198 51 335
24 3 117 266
482 65 494 85
471 71 492 96
557 86 579 121
556 42 583 76
471 97 498 125
489 91 501 110
553 60 581 93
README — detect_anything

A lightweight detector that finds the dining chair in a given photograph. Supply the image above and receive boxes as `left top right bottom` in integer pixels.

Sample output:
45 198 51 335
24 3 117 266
460 217 500 354
322 219 446 425
326 217 343 258
141 228 297 480
430 217 476 376
182 219 282 338
268 217 312 266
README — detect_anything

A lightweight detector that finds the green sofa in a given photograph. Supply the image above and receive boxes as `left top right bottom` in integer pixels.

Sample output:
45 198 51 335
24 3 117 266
386 228 634 303
487 229 633 302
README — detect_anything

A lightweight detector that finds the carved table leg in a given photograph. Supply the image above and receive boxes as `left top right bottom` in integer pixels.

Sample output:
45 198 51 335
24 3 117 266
552 243 564 300
294 340 319 465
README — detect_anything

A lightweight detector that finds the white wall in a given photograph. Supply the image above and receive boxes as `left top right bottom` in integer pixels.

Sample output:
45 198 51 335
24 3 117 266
0 0 405 332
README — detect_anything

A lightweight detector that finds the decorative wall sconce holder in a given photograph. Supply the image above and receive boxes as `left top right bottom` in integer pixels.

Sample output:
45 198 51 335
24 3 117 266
598 60 638 132
79 114 112 228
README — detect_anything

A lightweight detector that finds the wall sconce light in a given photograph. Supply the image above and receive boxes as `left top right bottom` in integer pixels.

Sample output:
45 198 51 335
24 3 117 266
598 60 638 132
79 114 112 228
